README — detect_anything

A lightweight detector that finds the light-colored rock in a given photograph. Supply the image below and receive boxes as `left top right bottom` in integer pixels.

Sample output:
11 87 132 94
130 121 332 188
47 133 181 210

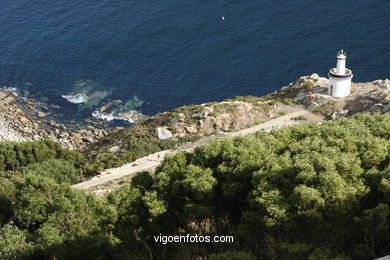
194 107 214 119
309 73 320 80
19 116 29 126
122 110 144 123
156 127 173 139
185 125 197 134
37 111 47 118
215 114 231 131
72 133 83 146
175 113 185 122
99 105 110 113
178 132 187 138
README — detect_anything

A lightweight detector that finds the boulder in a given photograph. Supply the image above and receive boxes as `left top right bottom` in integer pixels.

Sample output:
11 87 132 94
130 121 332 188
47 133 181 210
99 105 110 113
108 146 120 153
156 127 173 140
122 110 143 122
71 132 83 146
85 119 102 125
37 111 47 118
19 116 29 126
177 113 186 122
201 107 213 118
309 73 320 80
24 99 34 106
1 93 17 105
185 125 197 134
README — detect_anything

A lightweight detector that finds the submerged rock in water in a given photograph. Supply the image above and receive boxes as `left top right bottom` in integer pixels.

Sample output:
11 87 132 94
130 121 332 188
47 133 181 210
37 111 47 118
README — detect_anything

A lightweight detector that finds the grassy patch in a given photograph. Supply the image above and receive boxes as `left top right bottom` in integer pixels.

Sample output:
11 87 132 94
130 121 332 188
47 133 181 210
313 100 336 116
247 119 266 127
292 115 308 121
282 97 300 105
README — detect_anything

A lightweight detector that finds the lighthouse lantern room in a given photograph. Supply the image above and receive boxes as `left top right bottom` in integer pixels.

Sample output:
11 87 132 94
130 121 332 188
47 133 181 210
328 50 353 97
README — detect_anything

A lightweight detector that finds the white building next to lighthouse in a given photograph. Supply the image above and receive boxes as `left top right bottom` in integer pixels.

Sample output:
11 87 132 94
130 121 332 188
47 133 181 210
328 50 353 97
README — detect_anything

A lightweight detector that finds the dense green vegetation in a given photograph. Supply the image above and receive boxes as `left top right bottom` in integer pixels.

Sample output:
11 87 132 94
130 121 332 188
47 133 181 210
2 114 390 259
0 140 81 173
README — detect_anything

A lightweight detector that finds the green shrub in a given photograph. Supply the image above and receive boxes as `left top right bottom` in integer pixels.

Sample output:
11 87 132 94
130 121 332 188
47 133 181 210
282 97 300 105
278 111 287 116
292 115 307 121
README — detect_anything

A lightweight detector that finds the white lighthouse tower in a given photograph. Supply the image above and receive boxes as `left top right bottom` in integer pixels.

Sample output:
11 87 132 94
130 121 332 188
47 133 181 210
328 50 353 97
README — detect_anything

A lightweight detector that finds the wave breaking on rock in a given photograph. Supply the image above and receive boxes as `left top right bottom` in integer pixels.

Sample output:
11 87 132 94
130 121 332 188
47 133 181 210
92 110 144 123
62 93 88 104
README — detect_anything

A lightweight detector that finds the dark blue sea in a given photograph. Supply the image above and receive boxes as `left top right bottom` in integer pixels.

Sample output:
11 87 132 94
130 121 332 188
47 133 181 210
0 0 389 124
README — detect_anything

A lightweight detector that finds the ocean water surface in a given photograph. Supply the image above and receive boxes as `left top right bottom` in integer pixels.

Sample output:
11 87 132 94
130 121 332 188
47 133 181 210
0 0 389 123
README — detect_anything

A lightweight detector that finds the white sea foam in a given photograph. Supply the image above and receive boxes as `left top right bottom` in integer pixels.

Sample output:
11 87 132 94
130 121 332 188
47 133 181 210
62 93 88 104
92 110 143 123
1 86 19 96
92 111 122 121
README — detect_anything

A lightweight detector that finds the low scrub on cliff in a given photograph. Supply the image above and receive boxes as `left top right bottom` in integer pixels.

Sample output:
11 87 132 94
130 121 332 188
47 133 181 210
82 125 199 176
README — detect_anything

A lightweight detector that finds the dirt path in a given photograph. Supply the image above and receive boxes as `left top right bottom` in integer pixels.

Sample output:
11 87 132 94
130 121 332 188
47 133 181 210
72 108 322 190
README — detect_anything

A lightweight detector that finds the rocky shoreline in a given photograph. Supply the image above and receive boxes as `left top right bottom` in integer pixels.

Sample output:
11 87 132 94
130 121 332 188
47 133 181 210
1 75 390 150
0 90 111 150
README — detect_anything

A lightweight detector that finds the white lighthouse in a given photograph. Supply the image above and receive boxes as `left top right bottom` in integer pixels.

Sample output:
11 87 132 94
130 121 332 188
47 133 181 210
328 50 353 97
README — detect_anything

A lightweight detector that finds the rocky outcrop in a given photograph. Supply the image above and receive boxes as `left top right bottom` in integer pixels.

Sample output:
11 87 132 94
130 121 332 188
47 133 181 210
154 99 275 140
0 90 110 150
373 79 390 90
284 75 390 118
